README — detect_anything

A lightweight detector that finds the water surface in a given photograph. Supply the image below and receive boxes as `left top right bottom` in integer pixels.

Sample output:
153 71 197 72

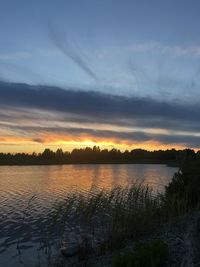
0 164 177 266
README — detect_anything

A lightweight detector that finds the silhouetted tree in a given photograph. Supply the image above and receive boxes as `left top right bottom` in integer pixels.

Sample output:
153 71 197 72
0 147 197 165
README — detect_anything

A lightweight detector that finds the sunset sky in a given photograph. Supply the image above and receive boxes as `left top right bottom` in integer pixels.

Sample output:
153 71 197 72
1 0 200 153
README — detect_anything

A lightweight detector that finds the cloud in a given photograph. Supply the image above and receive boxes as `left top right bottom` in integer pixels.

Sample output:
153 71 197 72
2 124 200 148
49 28 99 81
0 80 199 122
1 81 200 148
127 42 200 57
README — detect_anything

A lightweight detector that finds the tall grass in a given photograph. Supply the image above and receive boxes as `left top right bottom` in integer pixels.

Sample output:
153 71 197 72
49 184 163 252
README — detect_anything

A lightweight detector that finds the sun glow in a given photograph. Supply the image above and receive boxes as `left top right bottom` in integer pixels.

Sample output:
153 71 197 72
0 134 190 153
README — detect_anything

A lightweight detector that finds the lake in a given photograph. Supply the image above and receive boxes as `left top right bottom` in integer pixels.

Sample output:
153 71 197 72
0 164 177 267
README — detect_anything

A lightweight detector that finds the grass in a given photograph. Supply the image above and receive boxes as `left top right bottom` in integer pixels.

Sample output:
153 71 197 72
50 184 162 248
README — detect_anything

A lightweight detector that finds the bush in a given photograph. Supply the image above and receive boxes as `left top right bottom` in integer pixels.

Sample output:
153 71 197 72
164 160 200 215
112 240 168 267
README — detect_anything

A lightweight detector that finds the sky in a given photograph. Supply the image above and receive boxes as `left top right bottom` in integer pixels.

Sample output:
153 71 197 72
1 0 200 152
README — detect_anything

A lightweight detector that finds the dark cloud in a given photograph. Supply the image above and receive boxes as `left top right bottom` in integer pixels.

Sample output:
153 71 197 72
0 80 199 123
32 138 45 143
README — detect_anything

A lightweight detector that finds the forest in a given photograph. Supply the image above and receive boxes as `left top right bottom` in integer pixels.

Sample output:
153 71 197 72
0 146 198 165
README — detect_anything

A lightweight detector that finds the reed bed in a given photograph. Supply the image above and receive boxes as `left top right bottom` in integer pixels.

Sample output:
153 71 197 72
48 184 163 250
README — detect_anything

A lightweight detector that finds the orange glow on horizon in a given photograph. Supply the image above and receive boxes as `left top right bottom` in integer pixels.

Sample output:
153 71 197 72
0 133 197 153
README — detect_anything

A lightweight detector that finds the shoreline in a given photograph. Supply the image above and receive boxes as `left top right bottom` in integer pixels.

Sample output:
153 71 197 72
0 160 178 167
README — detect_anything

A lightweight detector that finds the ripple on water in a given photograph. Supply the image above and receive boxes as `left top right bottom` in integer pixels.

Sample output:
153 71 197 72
0 164 177 267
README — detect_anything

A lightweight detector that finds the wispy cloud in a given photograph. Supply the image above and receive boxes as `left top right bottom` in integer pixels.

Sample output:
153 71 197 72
126 42 200 57
1 122 200 148
49 28 99 81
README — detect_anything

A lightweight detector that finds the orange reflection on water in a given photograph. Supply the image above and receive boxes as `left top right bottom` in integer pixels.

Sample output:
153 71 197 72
0 164 178 210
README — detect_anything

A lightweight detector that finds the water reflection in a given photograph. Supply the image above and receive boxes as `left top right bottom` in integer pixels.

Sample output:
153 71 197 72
0 164 177 214
0 164 177 267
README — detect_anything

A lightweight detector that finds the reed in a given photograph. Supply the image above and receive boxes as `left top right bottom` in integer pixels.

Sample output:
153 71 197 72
49 183 162 252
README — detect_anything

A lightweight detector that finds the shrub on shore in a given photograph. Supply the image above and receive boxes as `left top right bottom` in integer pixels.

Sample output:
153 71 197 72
164 160 200 216
112 240 168 267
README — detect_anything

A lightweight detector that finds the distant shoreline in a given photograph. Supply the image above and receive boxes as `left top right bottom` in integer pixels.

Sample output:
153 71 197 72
0 160 178 167
1 146 195 167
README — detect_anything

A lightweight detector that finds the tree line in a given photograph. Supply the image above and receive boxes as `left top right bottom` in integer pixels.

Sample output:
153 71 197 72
0 146 199 165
